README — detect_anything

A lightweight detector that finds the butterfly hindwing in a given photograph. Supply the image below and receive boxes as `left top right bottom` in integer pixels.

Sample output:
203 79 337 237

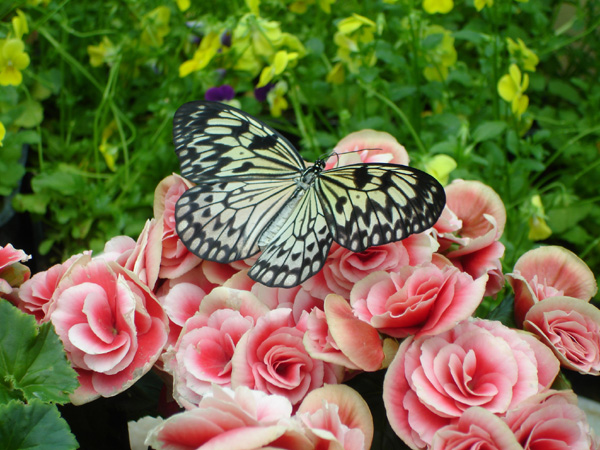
173 101 306 183
248 186 333 288
316 164 446 252
176 177 299 262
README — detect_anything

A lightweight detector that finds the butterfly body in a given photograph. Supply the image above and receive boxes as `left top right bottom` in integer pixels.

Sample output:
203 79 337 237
173 101 446 288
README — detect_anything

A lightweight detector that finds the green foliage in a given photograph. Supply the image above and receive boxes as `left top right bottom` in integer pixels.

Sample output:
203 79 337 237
0 301 78 404
0 301 79 448
0 400 78 450
0 0 598 282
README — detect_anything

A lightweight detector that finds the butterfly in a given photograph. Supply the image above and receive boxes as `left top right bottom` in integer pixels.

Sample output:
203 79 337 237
173 101 446 288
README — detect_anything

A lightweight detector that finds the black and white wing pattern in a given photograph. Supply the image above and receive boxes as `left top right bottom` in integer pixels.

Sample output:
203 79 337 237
173 101 446 288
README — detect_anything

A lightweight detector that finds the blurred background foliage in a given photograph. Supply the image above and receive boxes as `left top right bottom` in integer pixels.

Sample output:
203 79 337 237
0 0 599 290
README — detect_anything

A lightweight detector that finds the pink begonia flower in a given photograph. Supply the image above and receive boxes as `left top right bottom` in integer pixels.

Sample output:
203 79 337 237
153 174 202 279
0 243 31 303
303 294 385 372
524 296 600 375
431 407 522 450
49 256 169 404
163 287 270 408
17 252 89 323
503 389 598 450
435 180 506 296
231 308 343 406
146 385 313 450
99 219 163 291
350 263 488 338
296 384 374 450
383 318 560 449
225 270 324 324
324 129 410 170
506 245 598 325
304 235 436 300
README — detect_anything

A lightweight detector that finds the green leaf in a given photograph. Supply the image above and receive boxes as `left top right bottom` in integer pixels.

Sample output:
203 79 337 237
547 204 593 233
472 121 506 143
452 29 485 44
0 301 79 404
0 400 78 450
31 169 83 196
13 100 44 128
12 193 50 215
548 79 582 104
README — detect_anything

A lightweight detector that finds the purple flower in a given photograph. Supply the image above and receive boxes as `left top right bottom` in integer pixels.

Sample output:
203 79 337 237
254 83 274 102
205 85 235 102
220 31 232 48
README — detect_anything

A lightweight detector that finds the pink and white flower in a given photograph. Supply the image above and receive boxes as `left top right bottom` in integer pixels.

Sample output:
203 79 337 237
0 243 30 298
435 180 506 296
503 389 597 450
506 245 598 325
231 308 343 405
49 256 169 404
350 263 487 338
383 318 560 449
524 296 600 375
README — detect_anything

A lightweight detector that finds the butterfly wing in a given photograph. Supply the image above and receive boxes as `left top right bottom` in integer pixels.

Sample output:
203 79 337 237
176 178 301 262
173 101 308 262
173 101 306 182
247 186 333 287
316 163 445 252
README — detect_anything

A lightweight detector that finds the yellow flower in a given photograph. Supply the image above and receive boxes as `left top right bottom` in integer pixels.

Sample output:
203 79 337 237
257 50 299 87
140 6 171 47
337 14 376 36
246 0 260 15
423 0 454 14
12 10 29 39
424 154 457 185
267 81 288 117
474 0 493 11
87 37 116 67
422 26 457 82
326 61 345 84
176 0 190 12
289 0 313 13
528 195 552 241
506 38 539 72
99 121 118 171
498 64 529 118
0 39 30 86
0 121 5 146
317 0 336 13
179 31 221 77
333 14 377 73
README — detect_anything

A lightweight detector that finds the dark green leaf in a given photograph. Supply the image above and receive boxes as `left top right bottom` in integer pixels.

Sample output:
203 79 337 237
548 79 582 104
0 301 79 405
0 400 78 450
12 193 50 215
547 204 593 233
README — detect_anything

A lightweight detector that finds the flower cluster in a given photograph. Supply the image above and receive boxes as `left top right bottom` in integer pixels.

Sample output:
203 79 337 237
5 129 599 448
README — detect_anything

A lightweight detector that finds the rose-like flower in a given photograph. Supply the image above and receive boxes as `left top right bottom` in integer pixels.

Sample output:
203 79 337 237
503 390 597 450
98 219 163 291
49 256 168 404
350 263 487 338
17 252 89 323
383 318 560 449
146 385 313 450
225 270 323 324
162 287 269 408
431 407 522 450
305 235 436 300
0 243 30 298
524 296 600 375
303 295 384 371
506 245 598 325
435 180 506 296
153 175 202 280
231 308 342 405
324 129 410 170
297 384 374 450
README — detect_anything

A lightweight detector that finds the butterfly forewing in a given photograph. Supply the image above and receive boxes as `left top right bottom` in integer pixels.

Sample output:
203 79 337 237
176 177 299 262
248 186 333 288
316 164 446 252
173 101 306 183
